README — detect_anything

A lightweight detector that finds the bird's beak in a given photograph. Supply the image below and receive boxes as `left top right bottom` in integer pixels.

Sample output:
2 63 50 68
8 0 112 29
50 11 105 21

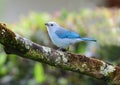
45 23 48 26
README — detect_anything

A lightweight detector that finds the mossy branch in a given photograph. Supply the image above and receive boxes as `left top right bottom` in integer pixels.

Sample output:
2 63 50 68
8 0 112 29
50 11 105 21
0 23 120 85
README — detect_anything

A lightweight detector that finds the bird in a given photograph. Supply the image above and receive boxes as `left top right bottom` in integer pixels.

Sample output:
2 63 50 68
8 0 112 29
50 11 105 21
45 21 96 51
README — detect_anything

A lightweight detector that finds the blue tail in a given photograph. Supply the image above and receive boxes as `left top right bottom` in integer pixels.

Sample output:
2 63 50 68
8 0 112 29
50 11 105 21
81 38 96 42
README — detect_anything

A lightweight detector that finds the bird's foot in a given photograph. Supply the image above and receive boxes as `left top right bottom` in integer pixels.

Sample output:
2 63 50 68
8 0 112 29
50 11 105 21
57 48 68 52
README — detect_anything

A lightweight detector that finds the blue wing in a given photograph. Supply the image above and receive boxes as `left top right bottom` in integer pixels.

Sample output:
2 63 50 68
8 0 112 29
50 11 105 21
55 28 81 39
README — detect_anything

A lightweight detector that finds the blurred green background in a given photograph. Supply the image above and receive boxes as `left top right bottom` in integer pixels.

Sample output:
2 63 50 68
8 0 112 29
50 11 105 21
0 0 120 85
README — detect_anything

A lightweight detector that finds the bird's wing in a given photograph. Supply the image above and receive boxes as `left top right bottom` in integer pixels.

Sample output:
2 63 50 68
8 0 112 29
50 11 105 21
55 28 81 39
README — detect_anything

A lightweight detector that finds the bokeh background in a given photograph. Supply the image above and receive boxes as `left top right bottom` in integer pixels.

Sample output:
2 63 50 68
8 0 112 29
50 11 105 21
0 0 120 85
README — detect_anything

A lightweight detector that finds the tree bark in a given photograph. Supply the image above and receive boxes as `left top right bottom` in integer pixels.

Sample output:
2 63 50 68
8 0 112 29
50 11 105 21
0 23 120 85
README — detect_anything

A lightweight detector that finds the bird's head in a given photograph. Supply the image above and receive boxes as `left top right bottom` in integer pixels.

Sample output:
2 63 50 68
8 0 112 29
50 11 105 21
45 21 60 29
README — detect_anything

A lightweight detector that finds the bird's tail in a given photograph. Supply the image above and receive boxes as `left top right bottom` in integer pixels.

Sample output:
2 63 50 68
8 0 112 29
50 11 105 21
81 37 96 42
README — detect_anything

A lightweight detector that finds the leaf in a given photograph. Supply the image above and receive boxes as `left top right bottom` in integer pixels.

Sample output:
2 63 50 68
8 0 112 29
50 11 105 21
0 66 8 76
0 52 7 66
34 62 46 83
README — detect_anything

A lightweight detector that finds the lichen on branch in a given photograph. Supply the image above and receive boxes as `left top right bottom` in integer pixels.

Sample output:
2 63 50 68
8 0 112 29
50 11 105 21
0 23 120 85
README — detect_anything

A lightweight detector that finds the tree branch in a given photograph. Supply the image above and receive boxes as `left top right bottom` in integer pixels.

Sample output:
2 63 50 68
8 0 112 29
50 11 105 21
0 23 120 85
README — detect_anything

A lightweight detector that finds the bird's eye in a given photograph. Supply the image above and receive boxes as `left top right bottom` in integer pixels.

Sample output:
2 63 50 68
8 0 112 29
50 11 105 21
51 24 53 26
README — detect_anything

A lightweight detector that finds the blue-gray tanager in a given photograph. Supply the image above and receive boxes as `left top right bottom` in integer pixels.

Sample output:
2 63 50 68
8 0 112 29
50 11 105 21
45 21 96 50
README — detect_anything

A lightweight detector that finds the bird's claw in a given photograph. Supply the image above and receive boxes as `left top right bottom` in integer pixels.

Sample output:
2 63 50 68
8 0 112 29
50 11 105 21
57 48 68 52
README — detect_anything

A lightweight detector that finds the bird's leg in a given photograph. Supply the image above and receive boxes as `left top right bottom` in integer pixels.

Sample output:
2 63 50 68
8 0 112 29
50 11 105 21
57 47 68 52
